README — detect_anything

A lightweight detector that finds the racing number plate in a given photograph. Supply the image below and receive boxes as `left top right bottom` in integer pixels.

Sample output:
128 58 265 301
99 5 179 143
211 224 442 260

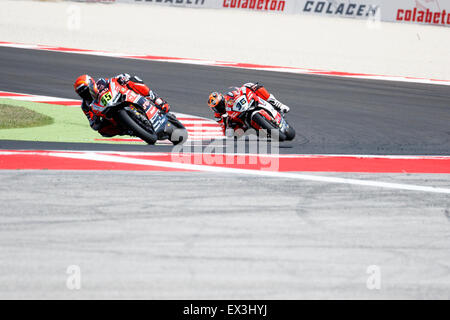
233 96 248 112
100 92 112 106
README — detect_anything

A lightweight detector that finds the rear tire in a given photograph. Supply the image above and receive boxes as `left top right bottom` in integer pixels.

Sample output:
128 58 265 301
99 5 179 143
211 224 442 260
252 113 286 141
117 108 157 145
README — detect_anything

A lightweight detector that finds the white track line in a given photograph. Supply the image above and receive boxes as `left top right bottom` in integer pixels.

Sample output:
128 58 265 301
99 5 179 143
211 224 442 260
36 151 450 194
42 151 450 159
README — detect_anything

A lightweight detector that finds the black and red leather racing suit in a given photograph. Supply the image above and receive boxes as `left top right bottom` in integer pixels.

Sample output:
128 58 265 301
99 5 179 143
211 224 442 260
81 74 170 137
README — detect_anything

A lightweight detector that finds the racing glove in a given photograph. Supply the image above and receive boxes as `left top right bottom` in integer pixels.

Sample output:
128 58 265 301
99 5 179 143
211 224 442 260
160 103 170 113
154 97 170 113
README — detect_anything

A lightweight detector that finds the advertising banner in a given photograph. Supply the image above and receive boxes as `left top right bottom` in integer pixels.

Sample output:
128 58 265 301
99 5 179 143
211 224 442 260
103 0 450 27
114 0 211 8
386 0 450 27
296 0 450 26
220 0 291 13
295 1 381 19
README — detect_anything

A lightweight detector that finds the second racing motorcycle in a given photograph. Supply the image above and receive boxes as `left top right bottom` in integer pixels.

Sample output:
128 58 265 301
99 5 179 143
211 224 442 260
90 78 188 145
225 88 295 141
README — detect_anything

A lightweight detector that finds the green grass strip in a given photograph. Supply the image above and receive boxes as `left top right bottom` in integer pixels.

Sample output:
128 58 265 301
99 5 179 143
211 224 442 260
0 98 144 144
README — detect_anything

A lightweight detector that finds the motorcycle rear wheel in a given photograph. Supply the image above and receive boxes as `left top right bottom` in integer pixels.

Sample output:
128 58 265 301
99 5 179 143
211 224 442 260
117 108 157 145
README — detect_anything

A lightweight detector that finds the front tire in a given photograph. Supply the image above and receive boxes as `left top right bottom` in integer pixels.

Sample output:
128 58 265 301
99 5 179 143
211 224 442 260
252 113 286 141
284 126 296 141
116 108 157 145
166 113 188 145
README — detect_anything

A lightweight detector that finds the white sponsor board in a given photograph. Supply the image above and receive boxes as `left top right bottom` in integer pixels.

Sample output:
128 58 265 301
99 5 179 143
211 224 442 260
296 0 450 27
295 0 382 18
386 0 450 27
100 0 450 27
115 0 294 12
115 0 213 8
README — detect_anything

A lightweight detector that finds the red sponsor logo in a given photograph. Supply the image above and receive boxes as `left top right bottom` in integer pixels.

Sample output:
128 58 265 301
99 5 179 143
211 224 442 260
146 105 158 119
396 8 450 25
223 0 285 11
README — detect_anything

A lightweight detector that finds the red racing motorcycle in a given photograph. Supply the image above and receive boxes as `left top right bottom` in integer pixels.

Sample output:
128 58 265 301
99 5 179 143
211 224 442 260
225 89 295 141
90 78 188 145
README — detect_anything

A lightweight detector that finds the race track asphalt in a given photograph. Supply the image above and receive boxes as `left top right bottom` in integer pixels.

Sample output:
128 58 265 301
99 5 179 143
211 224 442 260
1 170 449 299
1 46 450 155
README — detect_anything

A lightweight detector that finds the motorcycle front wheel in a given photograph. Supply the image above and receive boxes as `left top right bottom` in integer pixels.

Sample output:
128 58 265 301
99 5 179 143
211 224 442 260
116 108 157 145
166 113 189 145
284 125 296 141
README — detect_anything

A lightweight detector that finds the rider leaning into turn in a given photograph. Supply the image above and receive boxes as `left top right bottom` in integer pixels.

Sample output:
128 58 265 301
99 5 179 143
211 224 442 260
207 82 290 135
73 73 171 137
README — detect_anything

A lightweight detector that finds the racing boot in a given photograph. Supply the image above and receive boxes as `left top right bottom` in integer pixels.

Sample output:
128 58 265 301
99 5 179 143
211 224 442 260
267 94 290 113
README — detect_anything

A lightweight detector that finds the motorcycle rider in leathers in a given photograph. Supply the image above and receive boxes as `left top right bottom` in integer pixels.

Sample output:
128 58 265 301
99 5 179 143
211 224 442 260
73 73 170 137
207 82 290 135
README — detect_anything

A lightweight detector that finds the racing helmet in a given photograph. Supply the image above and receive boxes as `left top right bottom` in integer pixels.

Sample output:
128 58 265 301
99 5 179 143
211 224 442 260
207 92 226 114
73 74 99 102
